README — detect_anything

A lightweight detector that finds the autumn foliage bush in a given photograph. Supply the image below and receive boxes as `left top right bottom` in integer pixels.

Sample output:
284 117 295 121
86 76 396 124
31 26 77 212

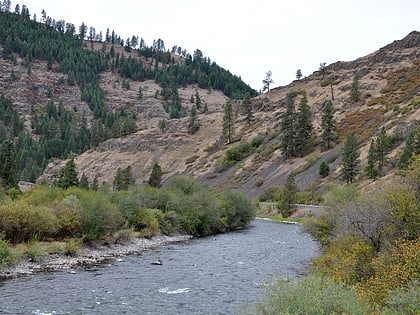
302 159 420 312
358 238 420 305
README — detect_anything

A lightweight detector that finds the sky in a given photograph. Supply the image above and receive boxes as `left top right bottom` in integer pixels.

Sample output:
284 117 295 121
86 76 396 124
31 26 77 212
17 0 420 91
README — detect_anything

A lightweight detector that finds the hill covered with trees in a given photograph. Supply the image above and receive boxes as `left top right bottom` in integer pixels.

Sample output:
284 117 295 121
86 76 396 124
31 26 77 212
0 4 257 184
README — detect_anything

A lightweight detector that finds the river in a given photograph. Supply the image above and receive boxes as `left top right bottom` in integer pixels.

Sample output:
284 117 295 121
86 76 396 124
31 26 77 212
0 219 320 315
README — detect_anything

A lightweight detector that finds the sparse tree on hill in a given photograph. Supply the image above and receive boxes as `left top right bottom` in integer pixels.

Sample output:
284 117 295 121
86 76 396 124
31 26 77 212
281 92 298 158
319 161 330 177
375 126 389 176
398 128 420 169
222 100 235 144
188 105 200 135
319 62 327 79
320 100 338 150
341 133 360 184
195 90 202 110
296 69 302 80
242 92 254 125
148 163 163 188
295 92 313 157
350 71 361 102
366 139 379 180
137 86 143 100
158 119 166 133
262 71 274 92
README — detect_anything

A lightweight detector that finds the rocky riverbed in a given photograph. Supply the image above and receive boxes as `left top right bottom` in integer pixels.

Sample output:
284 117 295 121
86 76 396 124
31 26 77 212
0 234 192 279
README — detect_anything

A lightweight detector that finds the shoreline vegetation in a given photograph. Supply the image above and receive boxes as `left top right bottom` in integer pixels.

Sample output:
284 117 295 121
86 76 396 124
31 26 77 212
248 161 420 315
0 176 256 278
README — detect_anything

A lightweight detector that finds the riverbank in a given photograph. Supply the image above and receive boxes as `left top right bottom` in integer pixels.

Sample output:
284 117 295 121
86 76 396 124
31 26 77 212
0 234 192 279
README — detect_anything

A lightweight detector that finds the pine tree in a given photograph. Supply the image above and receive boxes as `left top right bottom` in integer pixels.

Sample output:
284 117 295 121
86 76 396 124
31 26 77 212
282 172 298 217
320 100 338 150
350 71 361 102
319 161 330 177
365 139 379 180
0 140 19 189
57 159 79 189
262 71 274 92
158 119 166 133
375 126 389 176
242 92 254 125
113 167 123 190
195 90 202 110
148 163 163 188
121 165 133 190
341 133 360 184
222 101 235 144
281 92 298 158
79 172 89 189
92 177 98 191
398 128 420 169
90 120 105 146
188 105 200 135
295 93 313 157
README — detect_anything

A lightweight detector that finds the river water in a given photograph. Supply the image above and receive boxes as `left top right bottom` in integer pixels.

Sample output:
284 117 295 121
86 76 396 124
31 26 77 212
0 219 320 315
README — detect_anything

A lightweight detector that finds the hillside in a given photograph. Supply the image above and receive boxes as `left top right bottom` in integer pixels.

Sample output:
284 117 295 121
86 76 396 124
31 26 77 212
38 32 420 198
0 8 255 184
0 8 418 198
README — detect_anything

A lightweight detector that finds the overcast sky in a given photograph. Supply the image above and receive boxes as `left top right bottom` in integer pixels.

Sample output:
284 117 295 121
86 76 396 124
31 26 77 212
18 0 420 91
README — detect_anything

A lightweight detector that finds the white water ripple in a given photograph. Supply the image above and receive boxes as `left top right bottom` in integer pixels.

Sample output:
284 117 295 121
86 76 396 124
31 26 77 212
158 287 190 294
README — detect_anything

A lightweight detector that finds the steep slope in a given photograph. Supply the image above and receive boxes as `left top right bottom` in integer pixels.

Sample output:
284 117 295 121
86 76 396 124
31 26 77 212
38 32 420 198
1 9 259 183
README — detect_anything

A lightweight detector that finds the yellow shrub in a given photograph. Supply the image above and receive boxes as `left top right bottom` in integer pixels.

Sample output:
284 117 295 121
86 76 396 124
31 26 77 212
0 199 58 243
358 238 420 305
312 235 374 285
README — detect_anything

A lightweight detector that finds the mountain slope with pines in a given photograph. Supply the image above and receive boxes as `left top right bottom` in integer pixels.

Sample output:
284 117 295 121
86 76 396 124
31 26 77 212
39 32 420 199
0 8 418 199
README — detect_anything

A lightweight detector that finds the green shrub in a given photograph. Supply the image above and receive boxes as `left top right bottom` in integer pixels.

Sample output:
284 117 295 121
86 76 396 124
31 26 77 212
0 199 58 243
24 185 65 206
64 238 81 256
219 137 264 171
302 216 333 245
259 187 284 202
383 281 420 315
319 161 330 177
112 229 134 243
54 195 82 238
26 240 47 262
251 274 370 315
0 238 12 264
75 190 125 242
220 190 256 230
132 208 160 237
358 238 420 305
312 236 375 285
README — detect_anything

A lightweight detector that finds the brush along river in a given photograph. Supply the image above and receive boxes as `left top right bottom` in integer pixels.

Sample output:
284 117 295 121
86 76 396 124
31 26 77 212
0 219 320 314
